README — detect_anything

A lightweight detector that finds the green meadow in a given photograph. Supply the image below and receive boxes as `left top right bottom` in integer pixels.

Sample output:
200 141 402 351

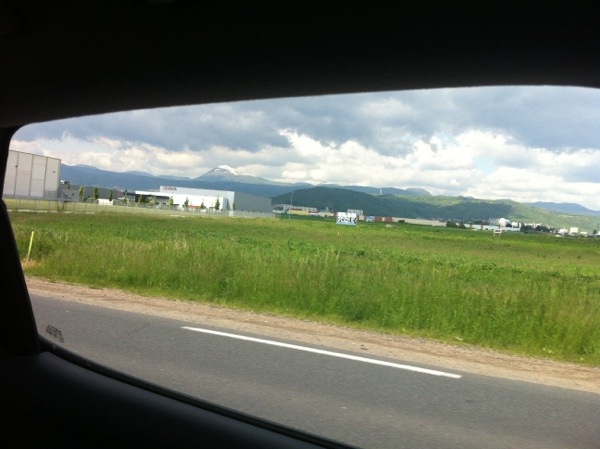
9 211 600 365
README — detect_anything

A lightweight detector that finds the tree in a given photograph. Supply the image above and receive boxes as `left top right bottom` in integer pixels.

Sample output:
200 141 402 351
78 186 84 202
108 190 113 202
214 197 220 211
445 221 465 229
521 224 533 232
94 187 99 202
200 200 206 209
169 196 174 207
183 197 189 209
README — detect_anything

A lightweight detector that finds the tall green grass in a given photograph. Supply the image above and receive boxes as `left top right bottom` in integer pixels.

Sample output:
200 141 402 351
9 211 600 365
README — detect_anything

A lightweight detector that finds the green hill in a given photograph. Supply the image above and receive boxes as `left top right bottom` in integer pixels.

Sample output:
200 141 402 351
273 187 600 233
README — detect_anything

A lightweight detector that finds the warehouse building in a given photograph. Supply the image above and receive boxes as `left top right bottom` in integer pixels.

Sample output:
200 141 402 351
134 185 272 213
3 150 61 200
59 184 123 203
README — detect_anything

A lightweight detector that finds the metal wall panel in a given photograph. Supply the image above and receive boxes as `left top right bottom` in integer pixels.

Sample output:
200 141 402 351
234 191 272 213
3 150 18 196
14 152 33 197
30 155 46 197
44 157 60 199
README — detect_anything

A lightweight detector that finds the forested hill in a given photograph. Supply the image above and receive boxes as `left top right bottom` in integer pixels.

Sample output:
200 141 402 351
273 186 600 232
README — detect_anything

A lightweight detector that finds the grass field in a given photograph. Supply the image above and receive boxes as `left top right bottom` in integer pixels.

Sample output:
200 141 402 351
9 210 600 365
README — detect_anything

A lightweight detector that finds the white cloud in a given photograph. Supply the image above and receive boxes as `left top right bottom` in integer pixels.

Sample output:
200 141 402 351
464 167 600 210
272 130 484 190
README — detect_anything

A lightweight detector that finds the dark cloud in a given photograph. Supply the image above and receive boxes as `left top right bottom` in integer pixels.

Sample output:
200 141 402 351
428 86 600 150
15 86 600 157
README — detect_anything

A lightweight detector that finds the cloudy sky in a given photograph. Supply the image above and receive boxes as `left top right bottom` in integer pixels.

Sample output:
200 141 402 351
11 85 600 210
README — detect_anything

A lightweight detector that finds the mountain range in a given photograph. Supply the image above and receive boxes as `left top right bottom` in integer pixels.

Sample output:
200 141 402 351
525 201 600 217
59 164 431 198
274 187 600 230
60 163 600 231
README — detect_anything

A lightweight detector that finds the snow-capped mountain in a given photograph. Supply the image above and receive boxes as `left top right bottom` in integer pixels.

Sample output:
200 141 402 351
194 165 271 184
207 165 239 176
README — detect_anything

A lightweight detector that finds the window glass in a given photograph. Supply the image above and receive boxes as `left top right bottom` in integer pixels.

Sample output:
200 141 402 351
6 86 600 449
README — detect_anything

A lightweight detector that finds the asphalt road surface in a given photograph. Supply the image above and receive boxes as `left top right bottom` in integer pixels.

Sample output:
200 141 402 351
31 294 600 449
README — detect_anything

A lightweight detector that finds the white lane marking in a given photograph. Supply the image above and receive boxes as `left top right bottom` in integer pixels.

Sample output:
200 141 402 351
182 326 462 379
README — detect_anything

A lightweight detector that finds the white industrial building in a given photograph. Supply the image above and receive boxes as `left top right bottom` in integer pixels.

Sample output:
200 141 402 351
3 150 61 200
134 185 272 213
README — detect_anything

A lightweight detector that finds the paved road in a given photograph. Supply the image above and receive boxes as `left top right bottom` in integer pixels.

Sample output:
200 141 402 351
31 294 600 449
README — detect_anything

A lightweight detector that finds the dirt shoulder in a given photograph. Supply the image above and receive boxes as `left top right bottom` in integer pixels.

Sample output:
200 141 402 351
26 276 599 394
